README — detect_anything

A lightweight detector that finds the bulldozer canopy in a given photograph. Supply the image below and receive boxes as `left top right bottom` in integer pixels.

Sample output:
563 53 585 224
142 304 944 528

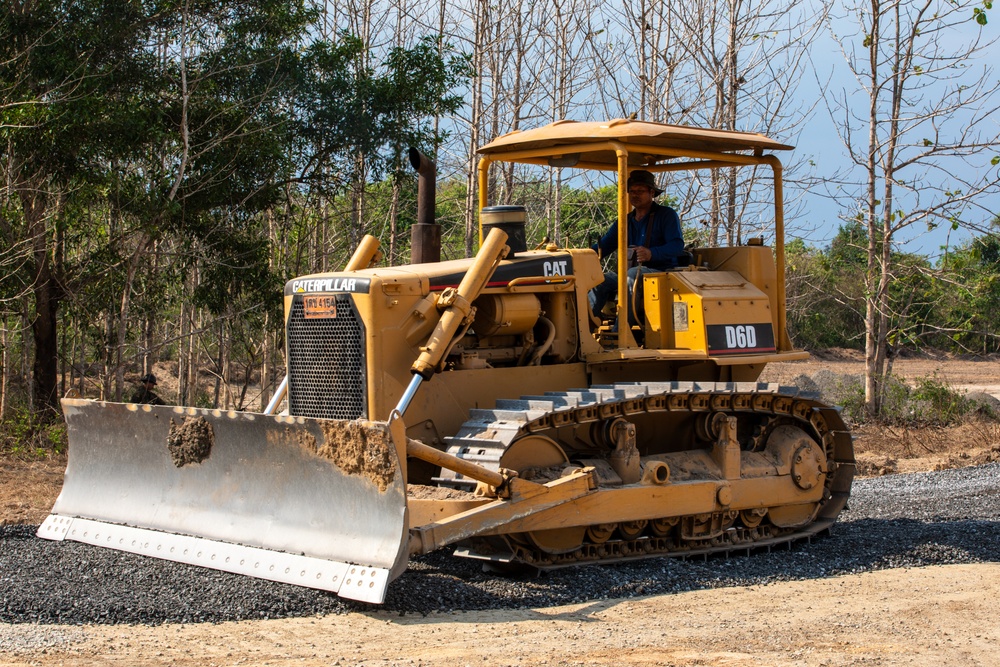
476 119 794 169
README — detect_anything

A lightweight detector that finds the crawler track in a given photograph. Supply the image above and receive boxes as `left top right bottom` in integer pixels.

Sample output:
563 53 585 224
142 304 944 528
439 381 855 567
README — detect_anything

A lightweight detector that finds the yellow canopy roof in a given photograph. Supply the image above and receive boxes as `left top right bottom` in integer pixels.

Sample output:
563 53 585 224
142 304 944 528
477 119 793 168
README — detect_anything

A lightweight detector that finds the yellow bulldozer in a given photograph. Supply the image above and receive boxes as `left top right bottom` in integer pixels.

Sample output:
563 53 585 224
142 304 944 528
39 120 855 604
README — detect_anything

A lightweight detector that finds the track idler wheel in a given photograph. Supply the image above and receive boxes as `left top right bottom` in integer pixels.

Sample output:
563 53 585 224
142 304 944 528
498 434 569 479
500 435 587 554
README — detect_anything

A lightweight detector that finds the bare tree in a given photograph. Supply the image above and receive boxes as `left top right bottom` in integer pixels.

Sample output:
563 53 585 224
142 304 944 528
539 0 603 244
665 0 824 245
457 0 489 256
826 0 1000 416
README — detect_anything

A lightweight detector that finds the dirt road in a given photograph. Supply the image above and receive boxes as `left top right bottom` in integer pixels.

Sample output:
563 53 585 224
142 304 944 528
3 564 998 666
761 350 1000 389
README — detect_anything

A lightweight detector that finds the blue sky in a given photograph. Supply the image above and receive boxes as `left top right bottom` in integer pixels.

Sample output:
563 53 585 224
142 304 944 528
786 5 999 260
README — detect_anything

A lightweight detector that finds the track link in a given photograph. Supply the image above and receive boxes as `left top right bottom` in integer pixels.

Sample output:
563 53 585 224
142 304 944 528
439 381 855 567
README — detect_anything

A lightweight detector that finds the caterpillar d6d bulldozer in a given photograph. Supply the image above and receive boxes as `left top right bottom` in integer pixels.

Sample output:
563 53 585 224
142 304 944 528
39 120 855 604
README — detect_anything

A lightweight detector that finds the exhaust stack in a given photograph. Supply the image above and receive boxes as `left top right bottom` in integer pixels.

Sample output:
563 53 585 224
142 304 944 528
409 148 440 264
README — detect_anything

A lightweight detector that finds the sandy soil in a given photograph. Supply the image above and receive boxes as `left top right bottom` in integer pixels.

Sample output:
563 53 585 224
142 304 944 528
3 351 1000 666
3 564 998 667
758 348 1000 393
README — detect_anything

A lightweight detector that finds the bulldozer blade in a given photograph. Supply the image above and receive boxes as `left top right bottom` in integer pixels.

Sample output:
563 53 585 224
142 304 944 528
37 399 409 604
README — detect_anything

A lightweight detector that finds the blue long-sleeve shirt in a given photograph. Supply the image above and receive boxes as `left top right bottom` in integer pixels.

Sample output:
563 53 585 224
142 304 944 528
592 202 685 271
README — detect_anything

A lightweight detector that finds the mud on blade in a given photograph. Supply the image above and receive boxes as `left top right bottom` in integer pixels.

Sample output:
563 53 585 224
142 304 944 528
38 399 409 604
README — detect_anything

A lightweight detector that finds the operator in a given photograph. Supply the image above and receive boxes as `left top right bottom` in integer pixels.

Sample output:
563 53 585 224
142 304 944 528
589 169 685 325
130 373 165 405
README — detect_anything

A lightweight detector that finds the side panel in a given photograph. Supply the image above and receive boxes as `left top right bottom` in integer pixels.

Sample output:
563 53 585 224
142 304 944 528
284 250 601 439
644 263 778 358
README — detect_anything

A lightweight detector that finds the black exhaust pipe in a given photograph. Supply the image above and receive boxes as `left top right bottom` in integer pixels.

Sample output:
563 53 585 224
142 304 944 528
409 148 440 264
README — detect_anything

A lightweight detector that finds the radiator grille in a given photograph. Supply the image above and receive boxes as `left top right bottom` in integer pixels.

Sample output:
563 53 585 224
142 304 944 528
286 295 367 419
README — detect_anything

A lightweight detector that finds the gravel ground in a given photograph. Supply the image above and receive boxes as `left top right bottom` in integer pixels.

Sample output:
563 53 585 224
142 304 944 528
2 463 998 626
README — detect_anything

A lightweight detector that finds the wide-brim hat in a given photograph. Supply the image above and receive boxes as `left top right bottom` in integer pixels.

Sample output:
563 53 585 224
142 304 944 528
627 169 663 196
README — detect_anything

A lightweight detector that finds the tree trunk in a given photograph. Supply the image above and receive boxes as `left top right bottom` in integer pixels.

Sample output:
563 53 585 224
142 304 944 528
187 307 200 406
709 169 721 245
60 306 67 398
260 312 272 412
389 174 402 265
178 300 189 405
464 0 487 257
0 319 8 420
863 0 883 418
76 322 85 396
114 235 151 401
23 184 60 416
31 259 59 415
212 319 223 409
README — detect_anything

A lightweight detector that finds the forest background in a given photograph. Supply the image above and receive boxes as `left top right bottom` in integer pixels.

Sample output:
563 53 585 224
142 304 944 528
1 0 999 444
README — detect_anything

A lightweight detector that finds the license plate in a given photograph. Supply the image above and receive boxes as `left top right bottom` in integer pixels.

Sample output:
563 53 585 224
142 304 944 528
303 295 338 318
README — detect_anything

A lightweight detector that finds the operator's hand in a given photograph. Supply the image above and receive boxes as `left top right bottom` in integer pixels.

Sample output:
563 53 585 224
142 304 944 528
633 246 652 263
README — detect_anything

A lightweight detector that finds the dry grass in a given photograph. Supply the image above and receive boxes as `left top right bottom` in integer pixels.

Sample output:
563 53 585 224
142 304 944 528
853 419 1000 475
0 455 66 525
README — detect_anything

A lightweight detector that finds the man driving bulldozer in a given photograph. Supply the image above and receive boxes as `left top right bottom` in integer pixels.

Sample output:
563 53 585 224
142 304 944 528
588 169 686 325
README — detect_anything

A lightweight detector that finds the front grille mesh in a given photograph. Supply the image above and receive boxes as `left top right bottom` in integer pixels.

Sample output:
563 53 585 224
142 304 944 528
286 296 367 419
